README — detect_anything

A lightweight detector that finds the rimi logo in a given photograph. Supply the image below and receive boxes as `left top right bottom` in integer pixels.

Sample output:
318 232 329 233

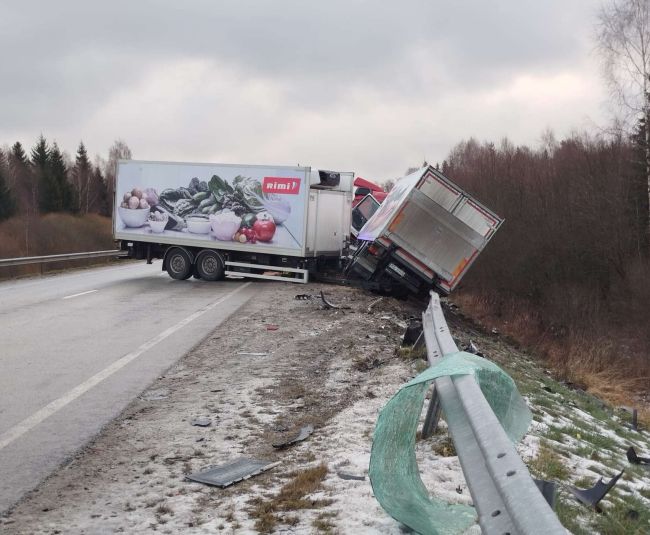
262 177 301 195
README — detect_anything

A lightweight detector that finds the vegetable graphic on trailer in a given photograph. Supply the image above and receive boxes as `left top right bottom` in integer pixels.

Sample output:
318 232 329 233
115 160 309 256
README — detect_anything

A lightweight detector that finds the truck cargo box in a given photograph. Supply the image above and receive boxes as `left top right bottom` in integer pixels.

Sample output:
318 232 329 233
350 165 503 294
114 160 352 282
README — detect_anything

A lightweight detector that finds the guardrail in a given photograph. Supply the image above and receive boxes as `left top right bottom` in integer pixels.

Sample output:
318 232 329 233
0 250 124 268
422 292 565 534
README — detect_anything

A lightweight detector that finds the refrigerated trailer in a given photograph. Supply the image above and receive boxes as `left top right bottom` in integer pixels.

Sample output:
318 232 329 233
114 160 353 283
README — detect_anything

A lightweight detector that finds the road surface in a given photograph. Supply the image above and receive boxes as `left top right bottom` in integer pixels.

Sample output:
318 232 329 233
0 261 255 513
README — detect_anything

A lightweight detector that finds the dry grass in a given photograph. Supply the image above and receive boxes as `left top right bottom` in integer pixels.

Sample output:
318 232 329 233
453 290 650 424
397 345 427 360
528 441 569 480
0 213 114 278
250 463 330 533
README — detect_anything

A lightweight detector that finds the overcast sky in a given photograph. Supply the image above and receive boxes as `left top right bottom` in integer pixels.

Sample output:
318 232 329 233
1 1 608 182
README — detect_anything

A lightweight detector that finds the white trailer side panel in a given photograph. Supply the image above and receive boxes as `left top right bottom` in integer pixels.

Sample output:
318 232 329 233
114 160 310 257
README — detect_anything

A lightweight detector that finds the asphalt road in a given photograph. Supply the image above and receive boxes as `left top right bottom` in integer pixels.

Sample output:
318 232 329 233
0 261 255 513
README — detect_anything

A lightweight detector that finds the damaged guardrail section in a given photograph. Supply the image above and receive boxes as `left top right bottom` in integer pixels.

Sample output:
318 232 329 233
369 292 565 534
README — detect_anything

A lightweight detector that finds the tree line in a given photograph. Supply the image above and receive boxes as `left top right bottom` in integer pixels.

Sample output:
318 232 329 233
0 137 132 221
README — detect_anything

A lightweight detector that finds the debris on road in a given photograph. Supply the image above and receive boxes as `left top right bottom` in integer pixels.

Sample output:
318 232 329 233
190 417 211 427
533 479 557 509
569 470 624 509
401 318 422 346
294 293 317 300
139 388 170 401
186 458 281 488
320 290 350 310
265 324 279 331
367 296 383 313
272 424 314 449
626 446 650 465
337 471 366 481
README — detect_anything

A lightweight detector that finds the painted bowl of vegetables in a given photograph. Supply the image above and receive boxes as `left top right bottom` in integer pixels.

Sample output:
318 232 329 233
210 212 242 241
186 215 211 235
149 210 168 233
118 206 151 228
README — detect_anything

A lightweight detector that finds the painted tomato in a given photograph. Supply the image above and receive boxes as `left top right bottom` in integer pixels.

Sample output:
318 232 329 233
253 219 276 242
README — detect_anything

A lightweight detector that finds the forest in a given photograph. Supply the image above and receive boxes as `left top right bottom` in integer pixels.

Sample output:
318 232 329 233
446 129 650 403
0 137 131 258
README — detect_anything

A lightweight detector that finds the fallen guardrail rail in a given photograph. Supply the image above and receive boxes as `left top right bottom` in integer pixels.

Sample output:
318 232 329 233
0 250 124 268
369 291 565 534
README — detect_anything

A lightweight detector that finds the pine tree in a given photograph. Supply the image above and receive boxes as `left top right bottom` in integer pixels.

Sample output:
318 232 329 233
11 142 28 167
10 141 33 214
50 143 75 213
90 164 109 215
72 142 91 213
0 151 17 221
31 135 58 212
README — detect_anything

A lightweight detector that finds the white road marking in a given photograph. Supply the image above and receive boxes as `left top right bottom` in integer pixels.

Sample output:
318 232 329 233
0 282 251 451
62 290 98 300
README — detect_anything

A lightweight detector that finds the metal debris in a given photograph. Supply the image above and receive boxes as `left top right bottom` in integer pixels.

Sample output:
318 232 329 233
191 417 212 427
569 470 624 509
466 340 486 357
402 318 423 346
367 297 383 312
626 446 650 465
237 352 269 357
294 294 317 300
320 291 350 310
139 388 170 401
187 457 280 488
534 479 557 509
337 471 366 481
272 424 314 449
320 290 338 309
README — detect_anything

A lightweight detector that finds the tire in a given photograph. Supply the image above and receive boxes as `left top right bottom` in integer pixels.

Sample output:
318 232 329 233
165 247 192 280
195 250 225 281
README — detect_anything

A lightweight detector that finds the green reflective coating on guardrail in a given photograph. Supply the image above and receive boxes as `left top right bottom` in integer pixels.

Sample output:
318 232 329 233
369 351 532 535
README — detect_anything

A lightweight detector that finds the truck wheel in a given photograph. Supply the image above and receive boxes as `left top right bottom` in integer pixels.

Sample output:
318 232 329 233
195 250 225 281
166 247 192 280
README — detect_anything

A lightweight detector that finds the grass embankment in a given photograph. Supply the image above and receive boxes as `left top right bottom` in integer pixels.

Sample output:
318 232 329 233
452 286 650 423
450 319 650 534
0 213 114 278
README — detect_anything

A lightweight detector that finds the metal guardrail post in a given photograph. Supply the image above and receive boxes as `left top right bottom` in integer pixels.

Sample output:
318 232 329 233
422 291 565 535
421 386 442 438
0 250 123 268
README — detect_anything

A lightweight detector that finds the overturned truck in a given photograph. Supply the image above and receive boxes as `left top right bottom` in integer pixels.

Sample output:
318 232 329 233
114 160 502 295
348 165 502 294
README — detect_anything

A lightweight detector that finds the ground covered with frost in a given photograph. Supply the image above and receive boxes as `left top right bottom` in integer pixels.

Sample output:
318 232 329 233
1 283 648 534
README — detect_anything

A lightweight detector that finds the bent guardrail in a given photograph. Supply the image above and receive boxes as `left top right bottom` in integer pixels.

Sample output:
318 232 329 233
0 250 123 268
369 292 565 534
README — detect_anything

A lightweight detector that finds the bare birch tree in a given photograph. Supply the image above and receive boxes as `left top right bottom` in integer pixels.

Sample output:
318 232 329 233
104 140 132 214
597 0 650 236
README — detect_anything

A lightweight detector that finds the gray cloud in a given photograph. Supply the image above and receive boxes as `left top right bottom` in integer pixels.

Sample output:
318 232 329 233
0 0 605 179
